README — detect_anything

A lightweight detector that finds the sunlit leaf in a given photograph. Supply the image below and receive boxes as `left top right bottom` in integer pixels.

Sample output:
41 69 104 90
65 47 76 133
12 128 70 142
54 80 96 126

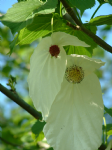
18 14 63 44
0 0 42 34
0 0 58 34
88 15 112 26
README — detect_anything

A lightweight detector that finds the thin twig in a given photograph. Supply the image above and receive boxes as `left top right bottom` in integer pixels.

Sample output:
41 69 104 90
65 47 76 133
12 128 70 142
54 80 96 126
91 4 102 19
59 0 112 54
0 84 42 120
0 136 23 148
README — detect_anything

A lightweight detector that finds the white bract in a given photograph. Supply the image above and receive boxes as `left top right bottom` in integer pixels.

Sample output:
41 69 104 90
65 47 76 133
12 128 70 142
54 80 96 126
27 32 89 120
106 140 112 150
43 54 105 150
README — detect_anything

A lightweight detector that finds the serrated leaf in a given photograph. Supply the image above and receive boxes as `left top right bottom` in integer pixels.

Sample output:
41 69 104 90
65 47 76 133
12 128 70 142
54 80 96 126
88 15 112 26
18 14 63 44
68 0 95 14
0 0 58 34
31 120 46 137
104 106 112 117
34 0 58 14
0 0 42 34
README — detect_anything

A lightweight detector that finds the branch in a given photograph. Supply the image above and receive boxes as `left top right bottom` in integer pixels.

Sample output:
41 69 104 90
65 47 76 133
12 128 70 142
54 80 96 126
0 84 42 120
0 137 23 148
59 0 112 54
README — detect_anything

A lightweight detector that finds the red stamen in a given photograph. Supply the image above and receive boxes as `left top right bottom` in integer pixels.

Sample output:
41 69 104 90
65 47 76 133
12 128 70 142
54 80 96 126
49 45 60 58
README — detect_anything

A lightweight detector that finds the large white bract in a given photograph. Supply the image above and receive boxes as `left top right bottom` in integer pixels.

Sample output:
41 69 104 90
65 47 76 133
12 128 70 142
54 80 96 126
27 32 89 120
43 54 105 150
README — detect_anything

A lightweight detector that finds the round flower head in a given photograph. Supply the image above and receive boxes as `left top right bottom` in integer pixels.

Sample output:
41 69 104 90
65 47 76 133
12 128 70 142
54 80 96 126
27 32 89 120
43 54 105 150
106 140 112 150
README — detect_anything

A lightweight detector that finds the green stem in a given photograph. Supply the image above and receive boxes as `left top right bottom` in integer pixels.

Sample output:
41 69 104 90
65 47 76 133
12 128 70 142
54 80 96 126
60 2 62 17
103 117 107 146
59 0 112 54
51 16 53 33
91 4 102 19
0 83 42 120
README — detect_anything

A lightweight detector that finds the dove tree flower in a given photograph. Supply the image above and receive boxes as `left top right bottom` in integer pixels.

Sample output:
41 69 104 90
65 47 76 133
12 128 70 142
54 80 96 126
27 32 89 120
106 140 112 150
43 54 105 150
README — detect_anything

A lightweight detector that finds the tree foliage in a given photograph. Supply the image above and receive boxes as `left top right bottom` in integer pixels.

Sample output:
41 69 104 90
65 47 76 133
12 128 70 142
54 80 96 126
0 0 112 150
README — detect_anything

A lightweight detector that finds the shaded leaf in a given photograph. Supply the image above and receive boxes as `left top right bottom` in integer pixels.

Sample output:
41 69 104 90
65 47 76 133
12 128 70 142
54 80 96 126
31 120 46 137
68 0 95 14
102 124 112 131
104 106 112 117
34 0 58 14
9 34 19 55
63 25 97 57
105 0 112 5
64 45 93 57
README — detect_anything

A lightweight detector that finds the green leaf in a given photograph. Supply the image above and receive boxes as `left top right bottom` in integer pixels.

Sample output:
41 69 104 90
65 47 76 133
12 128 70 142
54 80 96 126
102 124 112 131
64 25 97 57
9 34 19 55
105 0 112 5
68 0 95 14
0 0 42 34
104 106 112 117
64 45 93 57
31 120 46 137
97 0 106 4
88 15 112 26
107 130 112 136
18 14 63 44
0 0 58 34
34 0 58 14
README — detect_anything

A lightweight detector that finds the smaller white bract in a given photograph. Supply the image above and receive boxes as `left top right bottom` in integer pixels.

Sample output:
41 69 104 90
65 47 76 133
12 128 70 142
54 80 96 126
106 140 112 150
27 32 89 120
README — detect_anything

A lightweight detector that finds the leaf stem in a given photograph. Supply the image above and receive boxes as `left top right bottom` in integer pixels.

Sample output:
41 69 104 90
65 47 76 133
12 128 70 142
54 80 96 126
59 0 112 54
103 117 107 146
0 83 42 120
60 2 62 17
91 4 102 19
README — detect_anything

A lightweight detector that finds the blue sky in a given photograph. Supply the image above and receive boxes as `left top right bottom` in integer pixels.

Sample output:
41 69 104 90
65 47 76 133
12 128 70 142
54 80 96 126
0 0 112 113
